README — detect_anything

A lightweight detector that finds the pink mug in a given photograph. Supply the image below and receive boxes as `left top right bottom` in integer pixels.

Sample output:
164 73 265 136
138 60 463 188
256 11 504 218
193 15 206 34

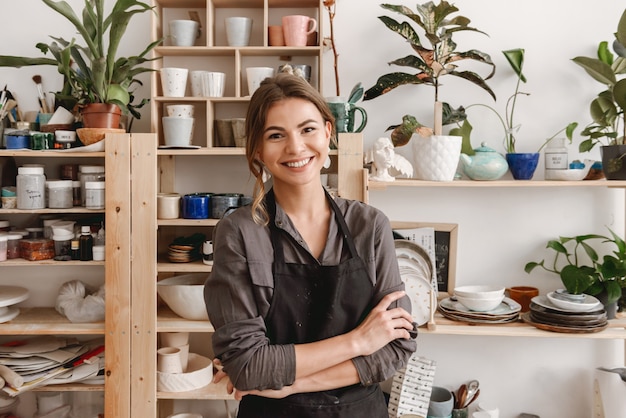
281 15 317 47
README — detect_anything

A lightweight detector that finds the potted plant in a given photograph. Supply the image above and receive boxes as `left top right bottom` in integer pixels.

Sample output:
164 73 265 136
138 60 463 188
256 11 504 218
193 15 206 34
0 0 160 130
362 1 496 181
524 228 626 318
572 8 626 180
459 48 577 179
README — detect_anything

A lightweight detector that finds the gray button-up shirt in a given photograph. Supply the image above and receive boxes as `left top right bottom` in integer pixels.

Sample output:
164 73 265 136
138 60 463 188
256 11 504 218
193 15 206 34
205 195 416 391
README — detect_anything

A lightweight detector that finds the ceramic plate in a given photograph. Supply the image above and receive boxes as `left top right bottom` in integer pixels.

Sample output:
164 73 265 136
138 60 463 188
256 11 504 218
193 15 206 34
0 286 29 307
439 297 521 315
545 292 603 312
521 312 608 334
532 294 603 313
395 241 434 326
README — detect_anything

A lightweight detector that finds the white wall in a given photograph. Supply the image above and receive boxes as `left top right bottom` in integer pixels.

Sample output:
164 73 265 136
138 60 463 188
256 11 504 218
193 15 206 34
1 1 625 417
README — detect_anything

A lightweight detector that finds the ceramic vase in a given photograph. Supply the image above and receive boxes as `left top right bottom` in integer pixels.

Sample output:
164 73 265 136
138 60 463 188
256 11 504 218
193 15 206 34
411 135 462 181
506 152 540 180
600 145 626 180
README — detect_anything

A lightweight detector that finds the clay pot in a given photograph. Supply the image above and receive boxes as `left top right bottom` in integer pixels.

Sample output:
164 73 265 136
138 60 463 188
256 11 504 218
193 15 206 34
81 103 122 129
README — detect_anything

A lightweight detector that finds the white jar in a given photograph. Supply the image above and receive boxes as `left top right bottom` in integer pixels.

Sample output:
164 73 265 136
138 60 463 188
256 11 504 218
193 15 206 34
545 138 568 180
16 166 46 209
79 165 105 207
85 181 105 209
46 180 73 209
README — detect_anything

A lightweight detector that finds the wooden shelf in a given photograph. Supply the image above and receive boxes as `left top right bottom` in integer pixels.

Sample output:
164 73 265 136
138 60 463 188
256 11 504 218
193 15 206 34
0 308 104 335
33 384 103 392
157 259 211 273
156 147 245 156
0 150 104 158
0 207 105 215
0 258 104 267
157 379 233 400
155 46 321 57
369 178 626 190
158 218 220 226
157 308 214 333
422 313 626 340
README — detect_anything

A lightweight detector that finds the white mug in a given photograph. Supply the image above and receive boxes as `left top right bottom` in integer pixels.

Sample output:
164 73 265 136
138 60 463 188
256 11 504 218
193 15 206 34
246 67 274 96
160 67 188 97
203 71 225 97
169 19 199 47
225 16 252 47
157 193 181 219
166 104 194 118
162 116 194 147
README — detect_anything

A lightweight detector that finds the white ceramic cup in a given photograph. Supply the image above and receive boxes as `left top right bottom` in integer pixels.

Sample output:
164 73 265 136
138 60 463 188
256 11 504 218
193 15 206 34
166 104 195 118
160 331 189 347
246 67 274 96
282 15 317 47
225 16 252 47
160 67 188 97
190 70 209 97
169 19 199 47
157 193 181 219
162 116 194 147
157 347 183 374
203 71 225 97
427 386 454 418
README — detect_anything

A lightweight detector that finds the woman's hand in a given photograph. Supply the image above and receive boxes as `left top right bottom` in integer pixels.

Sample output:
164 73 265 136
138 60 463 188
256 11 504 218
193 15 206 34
213 359 295 400
350 290 414 356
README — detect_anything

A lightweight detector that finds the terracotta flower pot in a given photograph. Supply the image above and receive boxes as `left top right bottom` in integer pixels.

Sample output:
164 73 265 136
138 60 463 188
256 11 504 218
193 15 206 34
81 103 122 129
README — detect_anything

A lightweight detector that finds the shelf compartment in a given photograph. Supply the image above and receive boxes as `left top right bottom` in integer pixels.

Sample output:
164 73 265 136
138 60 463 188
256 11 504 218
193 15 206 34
0 308 104 335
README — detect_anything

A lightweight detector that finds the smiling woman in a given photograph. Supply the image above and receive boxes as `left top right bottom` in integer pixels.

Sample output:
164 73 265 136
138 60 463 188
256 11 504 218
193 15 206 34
203 73 417 418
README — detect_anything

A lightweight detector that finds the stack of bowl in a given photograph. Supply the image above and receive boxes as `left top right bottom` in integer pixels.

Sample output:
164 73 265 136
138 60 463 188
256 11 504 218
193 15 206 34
454 285 506 312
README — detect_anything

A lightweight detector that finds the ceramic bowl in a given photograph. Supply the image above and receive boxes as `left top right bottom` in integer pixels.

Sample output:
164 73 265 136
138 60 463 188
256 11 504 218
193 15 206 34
455 294 504 312
157 273 209 320
546 291 602 312
157 353 213 392
77 127 125 145
549 159 595 181
454 285 505 299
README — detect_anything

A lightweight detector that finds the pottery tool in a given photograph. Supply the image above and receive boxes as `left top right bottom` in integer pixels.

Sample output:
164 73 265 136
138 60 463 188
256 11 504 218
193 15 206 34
32 75 50 113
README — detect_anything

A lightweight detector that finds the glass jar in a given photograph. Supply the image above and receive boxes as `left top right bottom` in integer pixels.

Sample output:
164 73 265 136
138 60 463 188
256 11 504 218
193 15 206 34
85 181 105 209
79 165 105 207
6 234 22 259
16 166 46 209
545 138 568 180
46 180 73 209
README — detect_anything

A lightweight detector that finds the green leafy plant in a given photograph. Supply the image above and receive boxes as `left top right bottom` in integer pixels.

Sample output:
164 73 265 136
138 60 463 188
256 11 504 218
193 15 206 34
525 228 626 305
363 1 495 138
0 0 161 119
573 9 626 154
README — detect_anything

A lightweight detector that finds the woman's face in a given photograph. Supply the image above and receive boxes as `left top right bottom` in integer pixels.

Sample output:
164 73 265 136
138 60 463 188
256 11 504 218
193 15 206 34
257 97 332 189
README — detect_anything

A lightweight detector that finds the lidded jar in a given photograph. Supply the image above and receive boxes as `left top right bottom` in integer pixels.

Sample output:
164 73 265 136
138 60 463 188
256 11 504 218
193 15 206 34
16 166 46 209
79 165 105 207
46 180 73 209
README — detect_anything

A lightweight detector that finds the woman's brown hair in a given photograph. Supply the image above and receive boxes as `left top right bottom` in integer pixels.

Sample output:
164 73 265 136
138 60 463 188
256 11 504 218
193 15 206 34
245 73 336 225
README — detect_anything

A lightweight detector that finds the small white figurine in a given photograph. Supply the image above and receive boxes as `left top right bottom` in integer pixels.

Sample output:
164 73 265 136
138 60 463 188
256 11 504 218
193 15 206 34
364 137 413 181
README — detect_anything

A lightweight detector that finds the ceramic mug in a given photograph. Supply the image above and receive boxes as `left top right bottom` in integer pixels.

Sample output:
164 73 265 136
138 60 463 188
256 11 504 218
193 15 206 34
506 286 539 312
281 15 317 47
156 347 183 374
166 104 194 118
225 16 252 46
160 67 188 97
162 116 194 147
190 70 209 97
157 193 181 219
246 67 274 96
182 193 211 219
428 386 454 418
326 100 367 134
231 118 246 147
214 119 235 147
203 71 225 97
169 19 199 47
268 25 285 46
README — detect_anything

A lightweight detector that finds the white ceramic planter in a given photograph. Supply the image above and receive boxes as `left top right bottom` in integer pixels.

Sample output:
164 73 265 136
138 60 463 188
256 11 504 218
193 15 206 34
411 135 462 181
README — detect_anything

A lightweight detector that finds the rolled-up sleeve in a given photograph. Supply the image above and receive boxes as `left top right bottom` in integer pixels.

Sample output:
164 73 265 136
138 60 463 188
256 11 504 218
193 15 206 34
204 213 296 391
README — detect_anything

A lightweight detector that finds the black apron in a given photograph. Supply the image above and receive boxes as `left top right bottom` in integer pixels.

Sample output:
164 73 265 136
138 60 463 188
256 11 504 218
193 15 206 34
237 189 388 418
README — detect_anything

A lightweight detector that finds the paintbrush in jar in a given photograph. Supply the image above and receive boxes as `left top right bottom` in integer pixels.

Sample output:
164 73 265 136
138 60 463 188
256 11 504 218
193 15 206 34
32 75 50 113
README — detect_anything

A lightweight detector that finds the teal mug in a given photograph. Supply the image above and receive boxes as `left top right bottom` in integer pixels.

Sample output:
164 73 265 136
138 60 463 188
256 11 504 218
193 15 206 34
327 101 367 135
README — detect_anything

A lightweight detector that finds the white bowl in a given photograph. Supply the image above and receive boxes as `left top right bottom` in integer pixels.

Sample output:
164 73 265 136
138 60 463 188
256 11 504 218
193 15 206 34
549 159 594 181
546 291 602 312
157 273 209 320
157 353 213 392
455 294 504 312
454 285 505 299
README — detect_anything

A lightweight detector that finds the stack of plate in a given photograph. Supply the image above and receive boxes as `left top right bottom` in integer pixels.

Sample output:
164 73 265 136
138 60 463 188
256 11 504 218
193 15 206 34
167 243 201 263
522 292 607 333
394 240 434 327
0 286 29 324
438 297 521 324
